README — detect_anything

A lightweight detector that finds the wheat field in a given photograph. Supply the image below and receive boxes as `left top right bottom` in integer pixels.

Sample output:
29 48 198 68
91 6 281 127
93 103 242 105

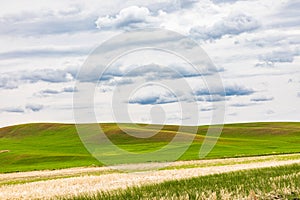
0 154 299 200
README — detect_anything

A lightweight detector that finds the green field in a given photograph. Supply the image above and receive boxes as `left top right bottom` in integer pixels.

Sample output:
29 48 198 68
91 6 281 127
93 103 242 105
0 122 300 173
67 164 300 200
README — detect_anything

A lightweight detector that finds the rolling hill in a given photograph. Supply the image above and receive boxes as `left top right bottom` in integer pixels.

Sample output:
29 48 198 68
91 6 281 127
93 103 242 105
0 122 300 173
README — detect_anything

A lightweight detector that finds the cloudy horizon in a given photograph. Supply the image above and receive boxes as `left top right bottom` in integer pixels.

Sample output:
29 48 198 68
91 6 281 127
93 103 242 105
0 0 299 128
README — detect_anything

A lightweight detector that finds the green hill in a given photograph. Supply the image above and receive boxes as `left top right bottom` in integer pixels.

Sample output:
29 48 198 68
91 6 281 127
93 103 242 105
0 122 300 173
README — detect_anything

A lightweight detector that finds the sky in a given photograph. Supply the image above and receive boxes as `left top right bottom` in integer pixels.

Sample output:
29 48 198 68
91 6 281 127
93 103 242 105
0 0 299 127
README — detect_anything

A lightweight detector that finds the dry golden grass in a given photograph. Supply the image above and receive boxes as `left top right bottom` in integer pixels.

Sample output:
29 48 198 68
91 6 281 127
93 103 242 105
0 166 114 185
0 157 299 200
0 150 9 154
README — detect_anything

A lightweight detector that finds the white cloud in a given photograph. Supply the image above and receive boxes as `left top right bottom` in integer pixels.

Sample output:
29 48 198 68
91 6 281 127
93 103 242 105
0 46 90 60
0 0 300 127
250 96 274 102
62 87 78 93
0 74 19 89
0 69 73 89
25 104 43 112
190 12 260 41
194 84 254 97
38 89 60 95
230 102 257 107
129 84 178 105
0 7 97 36
257 48 300 66
211 0 238 4
36 87 77 97
270 0 300 29
95 6 161 30
0 107 24 113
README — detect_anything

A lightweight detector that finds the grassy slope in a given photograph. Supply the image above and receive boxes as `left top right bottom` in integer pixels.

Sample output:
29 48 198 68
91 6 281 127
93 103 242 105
0 124 100 173
0 122 300 173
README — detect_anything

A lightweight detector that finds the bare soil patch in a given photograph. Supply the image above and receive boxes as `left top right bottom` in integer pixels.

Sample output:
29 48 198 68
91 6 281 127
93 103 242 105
0 150 9 154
